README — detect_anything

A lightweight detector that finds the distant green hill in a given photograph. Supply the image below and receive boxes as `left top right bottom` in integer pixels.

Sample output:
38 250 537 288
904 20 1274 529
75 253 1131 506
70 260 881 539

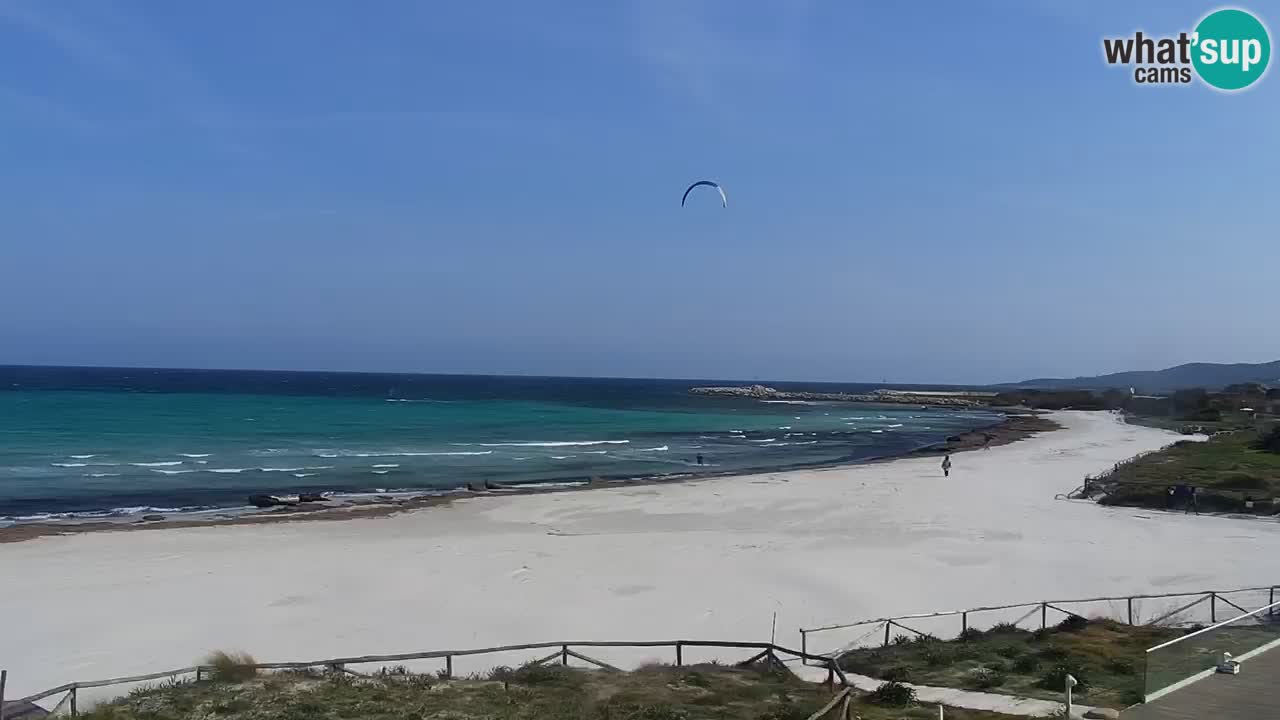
1005 360 1280 394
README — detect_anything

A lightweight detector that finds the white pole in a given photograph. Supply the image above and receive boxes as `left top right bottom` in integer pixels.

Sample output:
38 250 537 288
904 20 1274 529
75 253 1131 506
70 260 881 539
1065 674 1077 717
938 704 944 719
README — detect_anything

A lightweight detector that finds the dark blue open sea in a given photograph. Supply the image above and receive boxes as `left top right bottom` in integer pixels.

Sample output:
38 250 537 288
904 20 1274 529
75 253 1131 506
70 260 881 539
0 367 1002 522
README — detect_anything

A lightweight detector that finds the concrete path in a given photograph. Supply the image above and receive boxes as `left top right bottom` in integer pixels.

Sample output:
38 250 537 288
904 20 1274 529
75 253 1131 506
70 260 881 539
788 660 1100 717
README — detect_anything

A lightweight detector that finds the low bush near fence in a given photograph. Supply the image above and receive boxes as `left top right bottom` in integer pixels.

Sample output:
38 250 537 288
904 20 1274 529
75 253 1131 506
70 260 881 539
836 618 1178 710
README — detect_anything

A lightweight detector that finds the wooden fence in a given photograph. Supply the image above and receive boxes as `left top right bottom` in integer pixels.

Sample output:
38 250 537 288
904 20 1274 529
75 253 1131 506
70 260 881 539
8 584 1278 718
799 583 1280 662
1 639 851 719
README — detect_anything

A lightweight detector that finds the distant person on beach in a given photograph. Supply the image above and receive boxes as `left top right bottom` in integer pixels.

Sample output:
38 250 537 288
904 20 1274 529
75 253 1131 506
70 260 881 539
942 454 952 477
696 454 704 466
983 434 992 450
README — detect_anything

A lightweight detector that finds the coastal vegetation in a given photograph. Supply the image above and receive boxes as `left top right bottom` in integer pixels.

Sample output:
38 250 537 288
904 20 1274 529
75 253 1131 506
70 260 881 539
988 390 1126 411
994 382 1280 514
75 661 1017 720
205 651 259 683
1031 379 1278 513
835 616 1181 709
1093 426 1280 514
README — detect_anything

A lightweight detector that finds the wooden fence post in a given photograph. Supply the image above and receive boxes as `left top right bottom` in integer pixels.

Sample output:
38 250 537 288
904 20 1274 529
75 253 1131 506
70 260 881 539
1128 597 1135 625
800 632 807 665
1 669 8 720
445 656 453 679
71 686 78 717
1041 603 1047 630
1210 593 1217 624
560 645 569 667
883 622 891 647
1271 587 1276 616
961 612 968 637
675 643 683 667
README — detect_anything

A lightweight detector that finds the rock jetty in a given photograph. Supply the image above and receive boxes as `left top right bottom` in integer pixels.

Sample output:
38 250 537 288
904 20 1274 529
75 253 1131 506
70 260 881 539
688 384 985 407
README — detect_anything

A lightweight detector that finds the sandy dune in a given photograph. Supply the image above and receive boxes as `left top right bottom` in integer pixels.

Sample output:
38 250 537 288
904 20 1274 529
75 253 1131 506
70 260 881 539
4 411 1280 701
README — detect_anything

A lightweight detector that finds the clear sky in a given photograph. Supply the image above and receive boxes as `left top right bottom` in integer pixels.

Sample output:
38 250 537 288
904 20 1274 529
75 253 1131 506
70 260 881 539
1 1 1276 384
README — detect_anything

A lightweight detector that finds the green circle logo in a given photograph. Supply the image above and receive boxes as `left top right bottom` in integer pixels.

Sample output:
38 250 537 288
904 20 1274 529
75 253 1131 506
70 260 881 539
1192 9 1271 90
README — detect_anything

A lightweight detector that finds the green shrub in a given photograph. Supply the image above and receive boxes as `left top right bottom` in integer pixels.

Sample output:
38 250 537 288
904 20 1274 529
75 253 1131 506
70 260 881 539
988 622 1023 635
490 661 575 685
610 704 690 720
867 681 916 707
1012 655 1041 674
204 650 258 683
957 627 984 642
1121 688 1146 706
1106 658 1136 676
679 672 710 688
837 653 883 676
995 645 1023 659
923 646 955 667
892 633 913 646
1038 664 1089 691
756 704 818 720
966 667 1006 690
1222 473 1268 489
1056 615 1089 633
1256 425 1280 454
880 666 912 683
1038 644 1067 661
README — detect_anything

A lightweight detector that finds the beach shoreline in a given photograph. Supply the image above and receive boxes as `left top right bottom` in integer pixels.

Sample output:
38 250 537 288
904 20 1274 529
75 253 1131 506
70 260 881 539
0 411 1054 544
5 411 1280 703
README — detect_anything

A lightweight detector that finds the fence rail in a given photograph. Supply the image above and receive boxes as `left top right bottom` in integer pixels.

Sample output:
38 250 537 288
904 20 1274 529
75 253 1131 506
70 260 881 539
2 640 847 717
799 584 1280 662
1065 441 1185 499
1143 599 1280 702
7 584 1278 717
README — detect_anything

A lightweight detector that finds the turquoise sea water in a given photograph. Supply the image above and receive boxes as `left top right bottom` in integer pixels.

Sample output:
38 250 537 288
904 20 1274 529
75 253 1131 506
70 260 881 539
0 367 1002 521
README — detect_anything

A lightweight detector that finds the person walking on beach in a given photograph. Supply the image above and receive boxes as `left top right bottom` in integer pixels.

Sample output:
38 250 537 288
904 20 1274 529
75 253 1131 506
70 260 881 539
696 453 704 466
942 454 952 477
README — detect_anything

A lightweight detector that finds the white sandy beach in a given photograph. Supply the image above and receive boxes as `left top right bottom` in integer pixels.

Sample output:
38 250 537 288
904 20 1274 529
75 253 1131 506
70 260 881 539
4 411 1280 702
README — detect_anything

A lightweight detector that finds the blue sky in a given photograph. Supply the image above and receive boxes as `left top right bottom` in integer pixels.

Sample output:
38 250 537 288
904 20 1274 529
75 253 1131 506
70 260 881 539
1 1 1276 384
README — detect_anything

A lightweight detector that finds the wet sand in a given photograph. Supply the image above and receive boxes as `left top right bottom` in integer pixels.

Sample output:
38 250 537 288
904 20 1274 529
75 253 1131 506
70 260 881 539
6 411 1279 705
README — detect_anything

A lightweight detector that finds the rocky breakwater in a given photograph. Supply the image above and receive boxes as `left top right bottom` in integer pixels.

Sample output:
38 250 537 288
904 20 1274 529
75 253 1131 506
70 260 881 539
689 384 986 407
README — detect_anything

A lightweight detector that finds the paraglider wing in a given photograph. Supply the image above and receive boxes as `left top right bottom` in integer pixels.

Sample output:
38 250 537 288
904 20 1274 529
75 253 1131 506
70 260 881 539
681 180 727 208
